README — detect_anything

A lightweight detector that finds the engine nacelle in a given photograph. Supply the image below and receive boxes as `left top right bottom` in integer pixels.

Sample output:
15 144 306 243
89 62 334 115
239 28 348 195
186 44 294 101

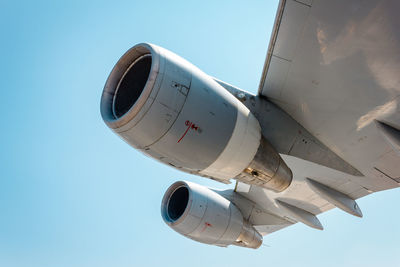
161 181 262 249
101 43 292 191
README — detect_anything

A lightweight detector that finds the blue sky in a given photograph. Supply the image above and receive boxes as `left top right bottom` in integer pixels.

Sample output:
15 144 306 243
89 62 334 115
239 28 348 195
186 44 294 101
1 0 399 266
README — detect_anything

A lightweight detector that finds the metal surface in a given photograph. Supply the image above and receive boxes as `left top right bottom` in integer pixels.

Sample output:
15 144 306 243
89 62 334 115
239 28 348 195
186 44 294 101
101 43 261 181
101 44 298 192
276 199 323 230
232 1 400 236
235 220 263 249
258 0 400 187
101 44 161 130
376 120 400 155
161 181 262 249
306 178 362 217
235 135 293 192
235 154 372 236
198 101 261 181
216 79 363 176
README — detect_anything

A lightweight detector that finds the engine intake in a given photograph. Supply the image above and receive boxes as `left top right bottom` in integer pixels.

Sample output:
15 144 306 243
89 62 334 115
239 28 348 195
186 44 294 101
112 54 152 118
161 181 262 249
166 185 189 222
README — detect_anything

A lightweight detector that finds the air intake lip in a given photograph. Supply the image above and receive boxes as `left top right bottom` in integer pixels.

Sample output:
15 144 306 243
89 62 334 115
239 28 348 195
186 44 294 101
166 185 189 222
161 181 192 225
112 54 152 119
100 43 161 129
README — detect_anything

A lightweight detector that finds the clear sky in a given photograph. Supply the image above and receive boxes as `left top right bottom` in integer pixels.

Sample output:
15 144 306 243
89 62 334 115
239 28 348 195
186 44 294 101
1 0 399 266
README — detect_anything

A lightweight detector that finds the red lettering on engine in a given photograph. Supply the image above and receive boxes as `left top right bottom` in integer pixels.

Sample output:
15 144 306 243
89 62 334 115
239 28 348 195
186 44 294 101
178 120 200 143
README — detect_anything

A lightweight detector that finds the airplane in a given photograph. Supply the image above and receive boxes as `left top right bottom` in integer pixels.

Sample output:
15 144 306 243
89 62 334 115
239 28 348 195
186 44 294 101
100 0 400 249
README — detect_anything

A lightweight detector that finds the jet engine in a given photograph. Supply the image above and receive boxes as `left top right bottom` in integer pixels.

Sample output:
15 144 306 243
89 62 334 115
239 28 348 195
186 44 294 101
100 43 292 192
161 181 262 249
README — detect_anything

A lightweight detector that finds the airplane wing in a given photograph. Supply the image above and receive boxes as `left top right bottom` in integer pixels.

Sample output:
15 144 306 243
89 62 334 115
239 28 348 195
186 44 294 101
236 0 400 235
101 0 400 248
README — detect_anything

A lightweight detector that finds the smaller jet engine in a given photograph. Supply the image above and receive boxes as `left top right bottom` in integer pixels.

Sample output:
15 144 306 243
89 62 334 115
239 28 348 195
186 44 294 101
161 181 262 248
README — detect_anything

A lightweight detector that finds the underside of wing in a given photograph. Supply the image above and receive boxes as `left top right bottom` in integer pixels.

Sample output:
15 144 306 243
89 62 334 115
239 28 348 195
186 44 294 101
258 0 400 192
235 155 370 235
250 0 400 235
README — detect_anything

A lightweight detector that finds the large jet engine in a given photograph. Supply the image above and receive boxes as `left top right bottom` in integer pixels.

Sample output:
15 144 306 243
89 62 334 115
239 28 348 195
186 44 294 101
161 181 262 248
100 43 292 191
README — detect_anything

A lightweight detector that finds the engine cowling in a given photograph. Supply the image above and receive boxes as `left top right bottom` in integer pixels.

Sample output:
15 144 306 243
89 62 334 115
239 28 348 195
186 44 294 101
161 181 262 249
100 43 292 192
